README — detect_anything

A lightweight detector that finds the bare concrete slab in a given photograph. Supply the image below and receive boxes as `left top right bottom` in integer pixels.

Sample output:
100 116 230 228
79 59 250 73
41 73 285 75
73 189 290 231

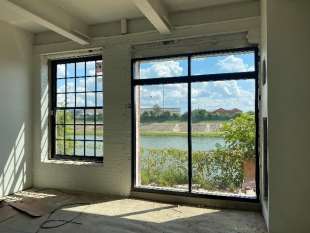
0 189 267 233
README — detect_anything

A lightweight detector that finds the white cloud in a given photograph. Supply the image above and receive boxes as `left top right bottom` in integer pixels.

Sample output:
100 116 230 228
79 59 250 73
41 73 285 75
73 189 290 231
141 60 184 79
137 58 255 112
192 80 255 111
217 55 254 72
57 64 65 78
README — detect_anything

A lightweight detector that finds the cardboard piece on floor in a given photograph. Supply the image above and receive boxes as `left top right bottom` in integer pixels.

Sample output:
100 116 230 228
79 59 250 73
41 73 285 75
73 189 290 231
0 205 18 222
8 198 49 217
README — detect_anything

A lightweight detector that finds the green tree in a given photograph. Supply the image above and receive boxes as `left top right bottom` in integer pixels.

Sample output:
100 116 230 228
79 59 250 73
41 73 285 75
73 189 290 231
222 113 255 159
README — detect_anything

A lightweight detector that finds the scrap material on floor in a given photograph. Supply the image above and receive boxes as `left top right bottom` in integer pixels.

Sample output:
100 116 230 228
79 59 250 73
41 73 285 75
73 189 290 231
0 189 267 233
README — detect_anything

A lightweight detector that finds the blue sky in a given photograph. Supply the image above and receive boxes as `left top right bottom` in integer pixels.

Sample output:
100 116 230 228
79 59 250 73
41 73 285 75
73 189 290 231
138 52 255 113
55 53 255 112
56 61 103 107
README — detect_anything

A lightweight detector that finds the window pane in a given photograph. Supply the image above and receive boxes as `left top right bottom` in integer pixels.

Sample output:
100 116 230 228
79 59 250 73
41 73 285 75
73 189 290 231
57 64 65 78
57 79 65 93
76 78 85 92
96 109 103 124
191 52 255 75
96 76 103 91
85 125 94 140
56 140 64 154
65 125 74 140
75 125 84 140
56 125 64 139
86 76 96 91
75 141 84 156
191 80 256 198
86 93 95 107
54 57 103 160
66 93 75 107
85 109 95 124
57 94 65 107
135 84 188 191
76 93 85 107
76 62 85 77
96 60 102 76
66 79 75 92
66 63 75 78
56 110 64 124
135 57 188 79
65 140 74 155
75 109 84 124
96 125 103 140
65 109 74 124
86 61 95 76
96 141 103 157
85 141 94 156
96 93 103 107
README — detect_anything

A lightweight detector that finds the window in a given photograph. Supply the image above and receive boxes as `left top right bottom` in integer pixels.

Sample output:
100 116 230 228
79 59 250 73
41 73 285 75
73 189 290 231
132 48 258 200
51 56 103 161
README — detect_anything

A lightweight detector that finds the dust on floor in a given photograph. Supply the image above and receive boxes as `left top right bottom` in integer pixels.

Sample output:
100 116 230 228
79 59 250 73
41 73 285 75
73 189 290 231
0 189 267 233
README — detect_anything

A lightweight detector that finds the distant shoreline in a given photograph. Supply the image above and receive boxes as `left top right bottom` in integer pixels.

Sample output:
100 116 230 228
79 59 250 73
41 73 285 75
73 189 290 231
141 131 223 137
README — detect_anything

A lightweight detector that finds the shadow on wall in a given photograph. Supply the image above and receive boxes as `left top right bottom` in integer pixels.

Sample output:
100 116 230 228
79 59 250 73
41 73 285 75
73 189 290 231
41 85 49 161
0 123 27 196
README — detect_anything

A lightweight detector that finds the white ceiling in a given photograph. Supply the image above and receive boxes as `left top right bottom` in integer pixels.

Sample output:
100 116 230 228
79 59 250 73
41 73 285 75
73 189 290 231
0 0 256 34
163 0 254 12
47 0 143 25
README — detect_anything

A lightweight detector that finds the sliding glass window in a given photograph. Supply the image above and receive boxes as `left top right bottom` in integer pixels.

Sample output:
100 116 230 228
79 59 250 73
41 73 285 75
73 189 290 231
132 48 258 200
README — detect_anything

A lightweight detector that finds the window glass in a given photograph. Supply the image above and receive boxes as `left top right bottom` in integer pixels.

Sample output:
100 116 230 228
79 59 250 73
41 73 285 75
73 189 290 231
135 57 188 79
53 57 103 160
191 52 255 75
135 84 188 191
133 49 257 199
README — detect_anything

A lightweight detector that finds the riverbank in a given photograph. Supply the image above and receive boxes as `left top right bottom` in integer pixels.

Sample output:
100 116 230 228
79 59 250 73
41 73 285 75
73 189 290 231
140 121 224 137
141 131 223 137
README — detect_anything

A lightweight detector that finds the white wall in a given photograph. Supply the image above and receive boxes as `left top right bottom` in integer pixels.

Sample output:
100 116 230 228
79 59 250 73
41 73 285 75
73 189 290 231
260 0 269 228
263 1 310 232
0 21 33 197
32 45 132 196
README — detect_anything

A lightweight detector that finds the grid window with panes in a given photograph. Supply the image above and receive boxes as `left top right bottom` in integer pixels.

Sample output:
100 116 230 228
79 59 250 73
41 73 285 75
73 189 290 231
52 56 103 161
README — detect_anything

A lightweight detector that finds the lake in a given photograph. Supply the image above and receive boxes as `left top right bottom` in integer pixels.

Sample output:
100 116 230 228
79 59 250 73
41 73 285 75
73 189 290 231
141 135 225 151
65 135 224 155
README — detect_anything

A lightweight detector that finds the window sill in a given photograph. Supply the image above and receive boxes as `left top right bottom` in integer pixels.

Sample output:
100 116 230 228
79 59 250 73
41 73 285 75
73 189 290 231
42 159 103 167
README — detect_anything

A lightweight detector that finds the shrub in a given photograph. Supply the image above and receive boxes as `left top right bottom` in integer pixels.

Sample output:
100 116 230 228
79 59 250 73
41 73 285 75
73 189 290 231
140 112 255 193
141 147 244 192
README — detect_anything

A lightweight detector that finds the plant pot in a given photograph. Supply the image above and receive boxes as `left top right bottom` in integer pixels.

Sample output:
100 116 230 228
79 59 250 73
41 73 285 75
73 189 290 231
242 158 256 190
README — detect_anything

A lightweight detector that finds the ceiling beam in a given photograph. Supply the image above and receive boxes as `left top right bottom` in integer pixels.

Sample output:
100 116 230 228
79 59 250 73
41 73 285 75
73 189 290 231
1 0 90 45
132 0 171 34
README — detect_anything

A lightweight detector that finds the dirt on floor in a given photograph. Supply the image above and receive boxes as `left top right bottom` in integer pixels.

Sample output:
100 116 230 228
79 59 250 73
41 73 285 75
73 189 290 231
0 189 267 233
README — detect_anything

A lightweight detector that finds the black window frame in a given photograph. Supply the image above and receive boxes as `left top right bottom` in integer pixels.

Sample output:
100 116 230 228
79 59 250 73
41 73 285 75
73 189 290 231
131 47 260 202
50 55 104 162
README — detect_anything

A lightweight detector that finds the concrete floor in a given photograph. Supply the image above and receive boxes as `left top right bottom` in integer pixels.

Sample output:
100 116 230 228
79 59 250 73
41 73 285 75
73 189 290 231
0 189 267 233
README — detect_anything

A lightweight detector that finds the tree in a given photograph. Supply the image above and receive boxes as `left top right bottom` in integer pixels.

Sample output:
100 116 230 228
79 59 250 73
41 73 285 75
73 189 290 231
221 113 255 159
152 104 161 116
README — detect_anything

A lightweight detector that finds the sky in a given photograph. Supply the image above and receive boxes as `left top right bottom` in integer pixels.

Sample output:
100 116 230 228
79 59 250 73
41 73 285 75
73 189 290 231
55 53 255 112
56 61 103 107
138 52 255 113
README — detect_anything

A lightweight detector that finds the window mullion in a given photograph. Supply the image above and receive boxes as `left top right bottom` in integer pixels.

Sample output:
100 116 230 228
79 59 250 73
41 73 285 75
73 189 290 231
84 62 86 158
188 56 192 193
74 63 76 157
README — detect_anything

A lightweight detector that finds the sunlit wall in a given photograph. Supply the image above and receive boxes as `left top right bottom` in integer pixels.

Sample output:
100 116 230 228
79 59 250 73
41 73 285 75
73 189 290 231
0 21 33 197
